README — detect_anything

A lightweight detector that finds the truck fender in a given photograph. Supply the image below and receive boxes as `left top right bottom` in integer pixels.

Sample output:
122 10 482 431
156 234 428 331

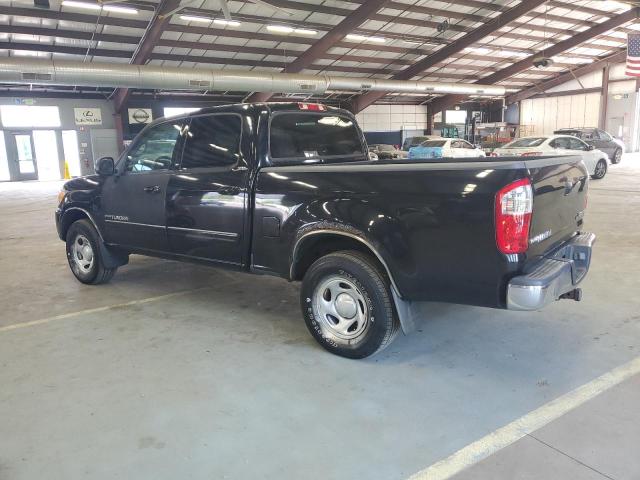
291 226 416 335
62 207 129 269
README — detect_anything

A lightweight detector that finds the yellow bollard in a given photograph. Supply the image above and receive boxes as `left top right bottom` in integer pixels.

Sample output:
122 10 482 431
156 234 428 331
63 161 71 179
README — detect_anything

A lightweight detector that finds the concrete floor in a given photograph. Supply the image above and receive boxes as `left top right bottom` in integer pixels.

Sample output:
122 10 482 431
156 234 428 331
0 156 639 480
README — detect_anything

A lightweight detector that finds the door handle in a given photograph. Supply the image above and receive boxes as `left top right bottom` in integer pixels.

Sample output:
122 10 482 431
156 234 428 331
144 185 161 193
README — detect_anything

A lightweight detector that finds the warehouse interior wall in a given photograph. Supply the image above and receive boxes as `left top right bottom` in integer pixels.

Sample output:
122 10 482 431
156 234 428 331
520 92 602 136
354 104 429 132
519 62 640 151
0 97 116 180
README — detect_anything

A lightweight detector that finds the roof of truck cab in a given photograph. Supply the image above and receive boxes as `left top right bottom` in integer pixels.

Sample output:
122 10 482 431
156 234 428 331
148 102 351 127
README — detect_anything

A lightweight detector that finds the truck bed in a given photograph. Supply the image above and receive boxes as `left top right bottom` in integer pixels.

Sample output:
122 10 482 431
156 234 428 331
251 154 588 308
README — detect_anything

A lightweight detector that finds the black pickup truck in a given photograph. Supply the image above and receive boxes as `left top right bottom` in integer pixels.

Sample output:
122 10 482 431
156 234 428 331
56 103 595 358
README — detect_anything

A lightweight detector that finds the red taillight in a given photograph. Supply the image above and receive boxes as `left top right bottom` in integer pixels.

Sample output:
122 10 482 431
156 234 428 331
489 152 499 157
495 178 533 254
298 102 326 111
521 151 542 157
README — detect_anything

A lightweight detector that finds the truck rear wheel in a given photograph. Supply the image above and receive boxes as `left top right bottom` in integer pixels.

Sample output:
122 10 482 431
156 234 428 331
300 250 400 359
66 219 117 285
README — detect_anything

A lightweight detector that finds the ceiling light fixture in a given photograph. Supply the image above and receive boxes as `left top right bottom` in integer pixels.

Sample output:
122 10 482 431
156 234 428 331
294 28 317 35
180 15 241 26
463 47 492 55
345 33 386 43
61 0 138 14
180 15 212 23
213 18 241 26
267 25 294 33
267 25 316 35
103 4 138 14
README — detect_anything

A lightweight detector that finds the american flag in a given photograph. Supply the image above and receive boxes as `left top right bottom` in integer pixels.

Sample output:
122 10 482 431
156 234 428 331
627 33 640 77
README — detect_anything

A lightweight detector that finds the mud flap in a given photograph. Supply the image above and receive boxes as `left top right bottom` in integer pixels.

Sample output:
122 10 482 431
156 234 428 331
391 287 419 334
98 242 129 269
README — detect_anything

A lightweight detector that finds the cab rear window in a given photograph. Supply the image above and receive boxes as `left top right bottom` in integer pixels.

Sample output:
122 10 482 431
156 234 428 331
270 113 364 163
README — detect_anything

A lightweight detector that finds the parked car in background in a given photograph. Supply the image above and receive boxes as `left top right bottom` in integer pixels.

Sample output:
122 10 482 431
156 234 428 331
554 128 624 164
368 144 408 160
493 135 609 179
402 135 440 151
409 138 486 159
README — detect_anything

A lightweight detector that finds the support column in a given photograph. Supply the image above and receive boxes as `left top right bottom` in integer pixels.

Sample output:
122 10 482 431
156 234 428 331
598 64 610 130
114 112 125 154
426 104 434 135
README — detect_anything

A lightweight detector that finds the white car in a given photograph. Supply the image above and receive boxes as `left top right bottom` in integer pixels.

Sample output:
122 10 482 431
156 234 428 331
493 135 609 179
409 138 486 159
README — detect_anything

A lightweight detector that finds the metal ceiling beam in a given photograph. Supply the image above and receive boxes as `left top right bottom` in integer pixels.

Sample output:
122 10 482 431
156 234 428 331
349 0 548 113
245 0 392 103
0 24 590 75
169 0 617 44
112 0 181 112
428 8 639 115
506 49 627 104
5 5 603 59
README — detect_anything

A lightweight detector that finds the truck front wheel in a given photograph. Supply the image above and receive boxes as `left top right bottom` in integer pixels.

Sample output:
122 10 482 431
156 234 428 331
300 251 400 359
65 219 117 285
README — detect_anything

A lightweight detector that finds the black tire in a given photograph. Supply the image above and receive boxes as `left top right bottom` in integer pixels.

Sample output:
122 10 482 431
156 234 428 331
300 250 400 359
65 219 117 285
591 159 607 180
612 148 622 164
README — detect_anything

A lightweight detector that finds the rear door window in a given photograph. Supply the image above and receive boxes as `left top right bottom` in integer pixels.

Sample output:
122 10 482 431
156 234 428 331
180 114 242 169
567 137 588 151
270 113 364 163
550 137 571 149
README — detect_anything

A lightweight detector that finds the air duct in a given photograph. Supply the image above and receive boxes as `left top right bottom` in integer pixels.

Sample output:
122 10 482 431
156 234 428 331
0 58 506 97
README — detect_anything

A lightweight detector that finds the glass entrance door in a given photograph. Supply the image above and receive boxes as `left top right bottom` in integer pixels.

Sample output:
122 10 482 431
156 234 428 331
10 132 38 181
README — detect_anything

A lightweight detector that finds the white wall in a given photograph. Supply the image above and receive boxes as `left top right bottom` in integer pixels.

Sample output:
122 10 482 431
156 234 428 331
520 92 601 135
354 104 429 132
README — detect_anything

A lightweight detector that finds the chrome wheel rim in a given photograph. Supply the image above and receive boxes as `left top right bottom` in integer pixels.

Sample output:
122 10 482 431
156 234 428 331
71 234 94 274
595 161 606 177
615 150 622 162
312 275 368 340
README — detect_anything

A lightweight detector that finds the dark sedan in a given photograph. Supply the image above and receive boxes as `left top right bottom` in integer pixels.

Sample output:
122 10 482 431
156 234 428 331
368 144 407 160
554 128 624 164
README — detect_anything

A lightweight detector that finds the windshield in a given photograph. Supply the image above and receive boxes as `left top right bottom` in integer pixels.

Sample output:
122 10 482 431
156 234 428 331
504 137 546 148
270 113 364 162
403 136 429 149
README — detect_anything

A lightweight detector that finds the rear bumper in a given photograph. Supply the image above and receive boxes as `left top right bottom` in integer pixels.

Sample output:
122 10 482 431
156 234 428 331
507 232 596 311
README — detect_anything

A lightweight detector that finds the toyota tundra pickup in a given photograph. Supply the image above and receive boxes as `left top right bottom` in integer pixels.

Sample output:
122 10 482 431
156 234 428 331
55 103 595 358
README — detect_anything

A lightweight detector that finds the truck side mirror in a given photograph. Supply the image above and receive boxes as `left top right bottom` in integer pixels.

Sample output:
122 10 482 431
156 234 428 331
95 156 115 176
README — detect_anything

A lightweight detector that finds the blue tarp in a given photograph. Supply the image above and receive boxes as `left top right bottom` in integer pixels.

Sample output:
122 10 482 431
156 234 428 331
408 146 443 159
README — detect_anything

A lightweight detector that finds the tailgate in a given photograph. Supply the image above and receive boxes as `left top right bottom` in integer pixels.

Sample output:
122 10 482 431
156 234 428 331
525 156 588 257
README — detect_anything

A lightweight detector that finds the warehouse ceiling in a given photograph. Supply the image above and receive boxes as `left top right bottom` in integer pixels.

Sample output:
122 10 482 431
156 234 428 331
0 0 637 109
